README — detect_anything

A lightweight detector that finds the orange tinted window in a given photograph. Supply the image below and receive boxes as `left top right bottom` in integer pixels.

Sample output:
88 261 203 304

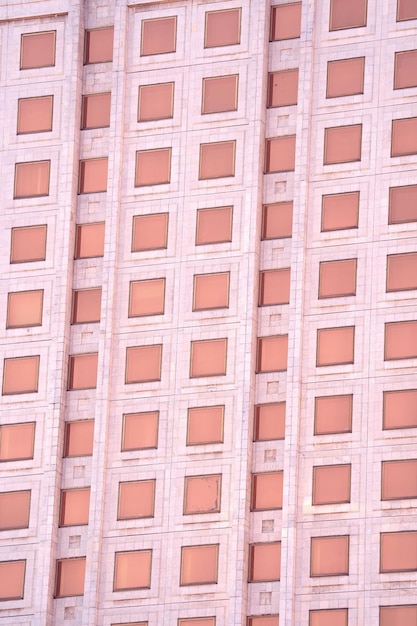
319 259 357 298
251 472 283 510
190 339 227 378
205 9 241 48
129 279 165 317
387 253 417 292
135 149 171 187
179 620 216 626
184 475 221 515
265 136 296 172
7 290 43 328
327 57 365 98
394 50 417 90
55 558 86 597
0 491 30 530
268 69 299 107
72 288 102 324
141 17 176 55
314 395 353 435
380 605 417 626
248 618 279 626
84 27 114 63
118 480 155 519
122 412 159 451
64 420 94 457
20 31 55 69
132 213 168 252
0 560 26 600
187 406 224 446
196 207 233 245
14 160 50 198
249 543 281 582
81 93 111 129
75 223 105 259
313 464 351 505
259 269 291 306
138 83 174 122
329 0 367 30
199 141 235 180
270 3 302 40
10 225 47 264
321 192 359 231
310 536 349 576
202 75 238 114
254 403 286 441
193 273 229 311
125 345 162 383
17 96 53 134
389 185 417 225
2 356 39 395
262 202 293 239
256 335 288 373
60 488 90 526
383 389 417 430
114 550 152 591
309 609 348 626
0 423 35 462
180 544 218 585
385 321 417 360
380 532 417 572
397 0 417 20
316 326 355 367
68 354 98 390
391 117 417 157
79 158 108 194
382 460 417 500
324 125 362 164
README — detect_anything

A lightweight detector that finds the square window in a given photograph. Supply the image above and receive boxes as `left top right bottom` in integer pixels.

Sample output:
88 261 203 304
179 620 216 626
314 395 353 435
324 124 362 165
391 117 417 157
268 69 299 107
394 50 417 90
60 488 90 526
382 459 417 500
196 207 233 245
114 550 152 591
68 353 98 390
128 279 165 317
72 288 102 324
10 225 47 264
81 93 111 129
14 160 50 198
259 268 291 306
55 558 86 597
387 253 417 292
135 148 171 187
125 345 162 384
254 403 286 441
84 27 114 63
180 544 218 586
0 560 26 601
17 96 53 134
205 9 241 48
310 536 349 576
256 335 288 373
249 542 281 582
112 623 147 626
248 618 279 626
187 406 224 446
265 136 296 172
75 222 105 259
329 0 367 30
141 17 176 56
262 202 293 239
199 141 236 180
380 532 417 572
385 321 417 360
397 0 417 21
184 474 221 515
309 609 348 626
318 259 357 298
7 290 44 328
118 480 155 520
380 605 417 626
64 420 94 457
321 192 359 231
2 356 39 395
121 412 159 451
0 422 35 462
312 464 351 505
132 213 168 252
389 185 417 224
190 339 227 378
0 490 31 530
270 3 302 40
79 158 108 194
326 57 365 98
383 389 417 430
20 31 55 69
138 83 174 122
193 272 230 311
316 326 355 367
251 472 283 510
202 75 238 114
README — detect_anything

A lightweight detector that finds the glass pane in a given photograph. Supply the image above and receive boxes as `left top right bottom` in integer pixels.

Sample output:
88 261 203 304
310 536 349 576
248 618 279 626
11 225 47 264
2 356 39 395
141 17 176 55
324 125 362 164
138 83 174 122
118 480 155 519
184 475 221 514
383 389 417 430
81 93 111 129
254 403 286 441
313 464 351 504
129 279 165 317
316 327 355 366
125 346 162 383
187 406 224 445
55 558 86 597
392 118 417 157
309 609 348 626
387 253 417 292
0 491 30 530
60 488 90 526
179 620 216 626
271 3 302 40
135 149 171 186
180 545 218 585
0 423 35 461
389 185 417 224
327 57 365 98
122 412 159 451
380 532 417 572
75 223 105 258
132 214 168 251
265 136 296 172
199 141 235 179
14 161 50 198
249 543 281 581
21 31 55 69
251 472 283 510
79 158 108 193
190 339 227 378
256 335 288 372
394 50 417 89
329 0 367 30
18 96 53 134
68 354 98 390
205 9 241 47
72 289 102 324
7 290 43 328
114 551 152 590
319 259 357 298
268 69 299 107
397 0 417 20
382 460 417 500
385 321 417 360
321 192 359 231
0 560 26 600
262 202 293 239
84 27 114 63
193 273 229 310
196 207 233 245
259 269 291 305
202 75 238 114
64 420 94 457
380 605 417 626
314 395 352 435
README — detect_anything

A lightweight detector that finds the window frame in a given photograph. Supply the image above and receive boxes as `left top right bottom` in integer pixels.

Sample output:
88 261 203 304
20 31 56 70
310 535 350 577
17 95 54 134
140 16 177 56
204 8 242 49
180 544 219 586
14 160 51 199
183 474 222 515
84 26 114 64
0 560 26 601
0 422 36 462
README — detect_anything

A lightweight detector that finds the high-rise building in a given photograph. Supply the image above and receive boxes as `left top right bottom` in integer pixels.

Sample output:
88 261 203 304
1 0 417 624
